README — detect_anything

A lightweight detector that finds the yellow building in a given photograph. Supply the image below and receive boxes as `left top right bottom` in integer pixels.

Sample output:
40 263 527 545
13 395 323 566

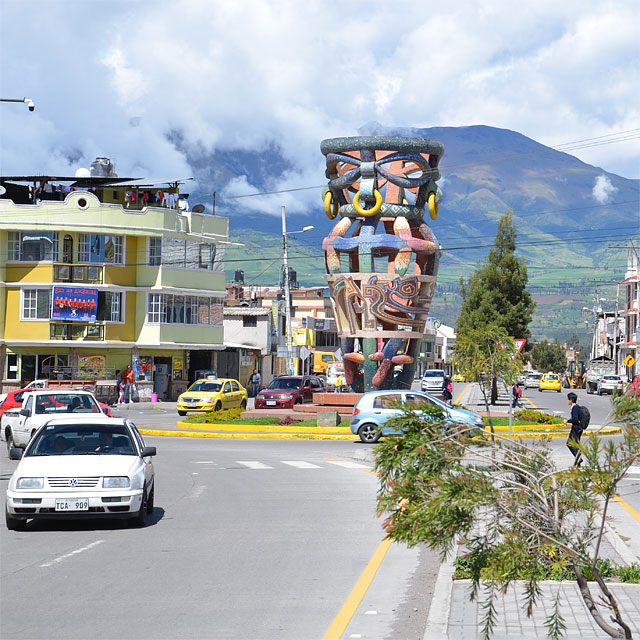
0 174 227 399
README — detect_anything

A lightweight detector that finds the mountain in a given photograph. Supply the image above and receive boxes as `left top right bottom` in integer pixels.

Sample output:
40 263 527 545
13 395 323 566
182 124 638 342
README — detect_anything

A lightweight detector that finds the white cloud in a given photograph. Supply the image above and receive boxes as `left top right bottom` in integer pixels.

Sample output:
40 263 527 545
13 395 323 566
0 0 638 218
592 174 618 204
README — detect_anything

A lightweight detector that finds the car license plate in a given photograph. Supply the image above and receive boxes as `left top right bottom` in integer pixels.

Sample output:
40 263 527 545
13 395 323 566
187 403 198 408
55 498 89 511
266 401 276 406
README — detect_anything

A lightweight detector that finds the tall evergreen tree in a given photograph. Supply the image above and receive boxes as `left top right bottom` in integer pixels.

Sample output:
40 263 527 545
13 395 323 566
457 210 535 340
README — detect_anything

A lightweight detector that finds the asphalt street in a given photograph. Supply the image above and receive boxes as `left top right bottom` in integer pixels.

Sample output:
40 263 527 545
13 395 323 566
0 437 441 640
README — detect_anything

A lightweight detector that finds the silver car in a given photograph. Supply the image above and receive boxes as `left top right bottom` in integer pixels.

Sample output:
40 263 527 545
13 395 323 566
421 369 446 393
597 375 624 395
524 372 542 389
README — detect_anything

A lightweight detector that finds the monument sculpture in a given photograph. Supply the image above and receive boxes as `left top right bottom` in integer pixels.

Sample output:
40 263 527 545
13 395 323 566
320 136 444 392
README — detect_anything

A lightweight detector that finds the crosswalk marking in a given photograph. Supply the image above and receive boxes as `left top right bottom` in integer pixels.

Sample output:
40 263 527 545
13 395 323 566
281 461 323 469
236 461 274 469
325 460 368 469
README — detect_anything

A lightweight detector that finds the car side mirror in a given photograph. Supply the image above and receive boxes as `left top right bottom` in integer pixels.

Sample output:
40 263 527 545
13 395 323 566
102 406 110 414
141 446 156 457
9 447 23 460
20 408 31 417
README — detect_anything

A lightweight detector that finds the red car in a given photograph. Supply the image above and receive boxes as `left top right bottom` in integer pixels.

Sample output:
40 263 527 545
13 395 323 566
254 376 326 409
0 387 112 419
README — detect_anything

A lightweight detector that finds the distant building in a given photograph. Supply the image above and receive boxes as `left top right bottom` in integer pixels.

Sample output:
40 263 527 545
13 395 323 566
617 244 638 379
0 169 227 399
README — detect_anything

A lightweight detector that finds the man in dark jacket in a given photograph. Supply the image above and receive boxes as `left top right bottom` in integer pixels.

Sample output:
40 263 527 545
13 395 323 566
563 392 583 466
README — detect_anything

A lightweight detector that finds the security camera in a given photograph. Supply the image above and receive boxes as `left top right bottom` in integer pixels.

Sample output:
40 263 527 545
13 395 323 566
25 99 35 112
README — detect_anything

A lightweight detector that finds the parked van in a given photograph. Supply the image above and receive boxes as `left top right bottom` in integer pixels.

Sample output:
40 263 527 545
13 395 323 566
312 351 337 375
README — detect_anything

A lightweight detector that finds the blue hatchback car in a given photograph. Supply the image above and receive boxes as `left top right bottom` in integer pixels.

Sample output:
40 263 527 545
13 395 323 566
350 389 485 443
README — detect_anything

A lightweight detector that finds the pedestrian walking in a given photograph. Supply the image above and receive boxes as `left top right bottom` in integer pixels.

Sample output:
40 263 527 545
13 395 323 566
335 372 343 393
248 369 261 398
563 392 588 467
442 377 453 405
512 382 523 408
122 365 134 404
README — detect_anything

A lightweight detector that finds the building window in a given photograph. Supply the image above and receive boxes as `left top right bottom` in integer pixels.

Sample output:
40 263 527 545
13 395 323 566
243 316 257 327
97 292 123 322
159 238 222 271
23 289 51 319
146 294 223 326
78 234 124 264
8 232 57 262
148 237 162 266
5 354 18 380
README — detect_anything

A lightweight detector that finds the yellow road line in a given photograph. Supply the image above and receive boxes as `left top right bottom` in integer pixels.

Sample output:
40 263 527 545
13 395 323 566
522 396 538 409
613 494 640 523
455 383 470 406
322 537 393 640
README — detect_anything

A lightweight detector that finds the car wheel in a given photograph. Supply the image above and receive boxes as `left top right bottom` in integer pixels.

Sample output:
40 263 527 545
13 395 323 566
240 400 247 410
5 507 27 531
295 398 302 405
557 389 561 393
132 486 148 527
146 483 155 514
214 402 222 411
178 410 187 417
538 388 542 392
358 423 380 443
6 431 16 457
598 389 602 396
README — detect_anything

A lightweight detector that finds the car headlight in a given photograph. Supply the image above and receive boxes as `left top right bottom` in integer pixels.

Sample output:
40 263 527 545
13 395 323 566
103 476 131 488
280 395 294 400
199 397 213 403
17 477 44 489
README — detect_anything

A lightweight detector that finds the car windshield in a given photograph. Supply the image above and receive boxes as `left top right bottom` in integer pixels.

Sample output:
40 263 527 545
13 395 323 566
268 378 301 390
26 424 136 457
188 381 222 392
34 393 101 415
528 374 542 379
603 376 621 381
423 371 444 378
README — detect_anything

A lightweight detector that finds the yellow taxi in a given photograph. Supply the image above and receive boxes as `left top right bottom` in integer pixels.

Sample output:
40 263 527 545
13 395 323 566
452 372 465 383
538 372 562 393
177 377 248 416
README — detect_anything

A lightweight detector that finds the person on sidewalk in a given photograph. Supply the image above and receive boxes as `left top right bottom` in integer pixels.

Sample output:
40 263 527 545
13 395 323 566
442 377 453 405
248 369 261 398
122 365 134 404
512 382 523 408
563 392 584 466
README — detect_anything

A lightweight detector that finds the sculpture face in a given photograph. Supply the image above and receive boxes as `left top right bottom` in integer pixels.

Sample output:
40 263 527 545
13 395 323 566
321 136 444 391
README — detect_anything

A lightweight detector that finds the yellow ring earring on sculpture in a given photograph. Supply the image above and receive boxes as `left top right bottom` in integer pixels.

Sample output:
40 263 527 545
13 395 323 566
353 189 383 217
428 191 438 220
324 191 339 219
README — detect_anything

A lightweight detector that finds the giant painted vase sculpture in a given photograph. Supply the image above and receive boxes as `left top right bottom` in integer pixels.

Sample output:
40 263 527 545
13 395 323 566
320 136 444 392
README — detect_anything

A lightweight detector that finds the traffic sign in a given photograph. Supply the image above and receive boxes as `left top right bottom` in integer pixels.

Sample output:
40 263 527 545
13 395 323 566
624 355 636 368
514 339 527 356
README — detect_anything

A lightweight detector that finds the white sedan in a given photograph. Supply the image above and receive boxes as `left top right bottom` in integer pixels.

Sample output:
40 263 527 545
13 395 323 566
597 375 625 395
5 417 155 531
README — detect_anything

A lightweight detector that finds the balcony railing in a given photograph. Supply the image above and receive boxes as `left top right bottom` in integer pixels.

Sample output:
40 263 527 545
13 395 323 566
53 263 104 284
50 323 105 341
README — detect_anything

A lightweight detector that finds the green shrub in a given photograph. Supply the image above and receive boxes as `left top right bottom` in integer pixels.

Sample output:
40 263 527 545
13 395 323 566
619 562 640 583
184 408 243 423
514 408 556 424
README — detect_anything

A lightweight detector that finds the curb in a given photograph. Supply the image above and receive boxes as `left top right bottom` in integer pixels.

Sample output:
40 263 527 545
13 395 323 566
138 428 357 440
176 421 351 434
483 427 622 439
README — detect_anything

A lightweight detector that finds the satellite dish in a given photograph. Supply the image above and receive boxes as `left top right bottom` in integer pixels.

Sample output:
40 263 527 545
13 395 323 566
75 168 90 178
192 204 205 213
0 185 6 196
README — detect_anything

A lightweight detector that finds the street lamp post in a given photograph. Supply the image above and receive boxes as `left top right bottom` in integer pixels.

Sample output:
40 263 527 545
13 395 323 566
280 204 313 376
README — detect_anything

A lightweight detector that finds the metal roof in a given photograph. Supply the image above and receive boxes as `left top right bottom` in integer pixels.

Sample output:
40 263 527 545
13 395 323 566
224 307 272 316
0 176 192 187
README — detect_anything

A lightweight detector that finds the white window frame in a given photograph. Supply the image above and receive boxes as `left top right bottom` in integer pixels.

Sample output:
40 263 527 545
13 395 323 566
77 233 125 265
148 237 162 266
146 293 223 326
21 288 51 321
7 232 58 263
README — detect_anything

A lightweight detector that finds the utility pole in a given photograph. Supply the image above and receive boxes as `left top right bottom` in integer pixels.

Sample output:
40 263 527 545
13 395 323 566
614 283 620 375
281 205 294 376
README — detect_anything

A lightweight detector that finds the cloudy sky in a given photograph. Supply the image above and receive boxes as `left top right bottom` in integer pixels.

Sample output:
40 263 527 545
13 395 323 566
1 0 638 214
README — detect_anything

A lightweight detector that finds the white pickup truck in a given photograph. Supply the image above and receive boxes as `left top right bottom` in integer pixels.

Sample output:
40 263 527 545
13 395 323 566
2 389 107 455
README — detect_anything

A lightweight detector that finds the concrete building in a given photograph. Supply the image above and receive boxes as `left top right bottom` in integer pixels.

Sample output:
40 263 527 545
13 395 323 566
0 172 227 399
617 244 638 379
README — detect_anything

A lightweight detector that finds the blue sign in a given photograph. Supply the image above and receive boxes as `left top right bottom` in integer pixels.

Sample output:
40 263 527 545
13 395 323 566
52 286 98 322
